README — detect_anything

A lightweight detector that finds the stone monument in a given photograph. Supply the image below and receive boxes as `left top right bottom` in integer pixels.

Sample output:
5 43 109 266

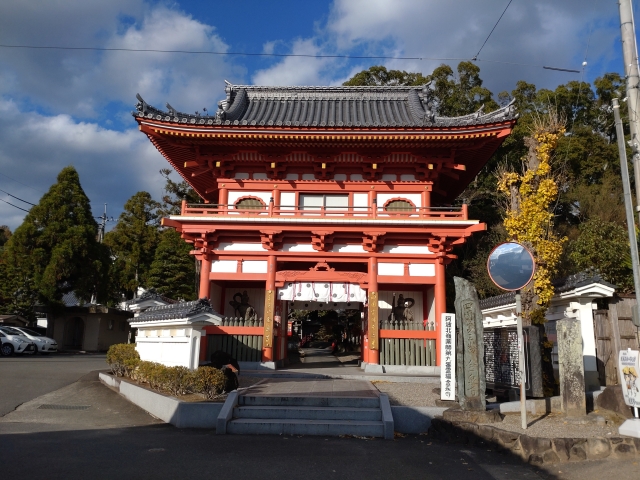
556 318 587 417
443 277 501 423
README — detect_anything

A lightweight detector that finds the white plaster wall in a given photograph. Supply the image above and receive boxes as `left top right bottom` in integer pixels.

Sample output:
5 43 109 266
334 174 347 181
280 192 296 207
218 242 267 251
242 261 268 273
234 172 250 179
382 245 432 254
211 260 237 273
353 193 369 216
378 263 404 276
408 263 435 277
136 328 197 368
376 193 422 208
333 244 367 253
282 243 316 252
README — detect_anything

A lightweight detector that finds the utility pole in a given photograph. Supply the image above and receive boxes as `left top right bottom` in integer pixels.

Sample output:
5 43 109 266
619 0 640 222
614 99 640 325
95 203 115 243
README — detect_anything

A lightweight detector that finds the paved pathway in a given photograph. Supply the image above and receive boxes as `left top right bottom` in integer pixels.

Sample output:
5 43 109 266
245 377 379 397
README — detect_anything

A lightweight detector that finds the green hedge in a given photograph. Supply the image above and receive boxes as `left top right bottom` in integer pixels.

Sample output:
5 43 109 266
106 344 228 399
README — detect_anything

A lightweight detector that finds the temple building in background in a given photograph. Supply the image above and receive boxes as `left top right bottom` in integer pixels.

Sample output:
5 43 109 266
133 82 516 369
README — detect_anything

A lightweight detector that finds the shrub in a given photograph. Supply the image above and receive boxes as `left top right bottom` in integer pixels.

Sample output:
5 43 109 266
106 344 140 377
163 366 195 396
193 367 226 400
138 361 166 390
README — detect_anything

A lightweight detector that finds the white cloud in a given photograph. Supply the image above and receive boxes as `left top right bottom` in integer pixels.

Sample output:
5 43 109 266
253 38 339 86
0 99 166 230
253 0 620 94
0 3 244 117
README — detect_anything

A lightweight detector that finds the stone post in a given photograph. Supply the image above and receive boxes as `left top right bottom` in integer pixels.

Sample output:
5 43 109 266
453 277 486 411
557 318 586 417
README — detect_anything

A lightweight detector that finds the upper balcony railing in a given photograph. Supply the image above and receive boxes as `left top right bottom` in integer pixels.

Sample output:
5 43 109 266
180 200 468 221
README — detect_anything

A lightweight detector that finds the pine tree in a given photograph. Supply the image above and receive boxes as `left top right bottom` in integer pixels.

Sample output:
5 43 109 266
0 166 109 317
146 228 197 300
104 191 160 299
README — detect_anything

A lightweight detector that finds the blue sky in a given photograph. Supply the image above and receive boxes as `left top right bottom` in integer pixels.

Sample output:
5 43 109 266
0 0 633 230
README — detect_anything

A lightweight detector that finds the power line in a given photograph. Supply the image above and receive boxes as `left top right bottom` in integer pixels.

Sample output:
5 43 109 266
0 188 36 206
0 172 45 194
472 0 514 61
0 44 464 62
0 43 582 72
0 197 30 213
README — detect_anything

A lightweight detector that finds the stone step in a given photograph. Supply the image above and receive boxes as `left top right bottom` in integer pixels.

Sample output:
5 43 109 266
239 395 380 408
234 405 382 421
226 418 385 437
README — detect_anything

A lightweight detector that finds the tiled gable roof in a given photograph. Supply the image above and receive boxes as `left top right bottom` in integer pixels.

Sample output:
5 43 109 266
132 298 219 323
134 82 517 128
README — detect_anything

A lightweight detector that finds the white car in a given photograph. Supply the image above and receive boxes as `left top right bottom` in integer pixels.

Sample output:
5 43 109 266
0 327 36 356
10 327 58 354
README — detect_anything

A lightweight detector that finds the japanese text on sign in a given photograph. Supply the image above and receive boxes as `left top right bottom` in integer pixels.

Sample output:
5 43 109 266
440 313 456 401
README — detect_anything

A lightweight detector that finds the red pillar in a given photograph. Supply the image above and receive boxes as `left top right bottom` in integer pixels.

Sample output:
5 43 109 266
199 254 211 300
367 256 379 365
434 259 446 366
219 186 228 212
262 255 276 362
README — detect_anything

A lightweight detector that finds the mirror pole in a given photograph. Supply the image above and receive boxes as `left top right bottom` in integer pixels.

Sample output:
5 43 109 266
516 290 527 430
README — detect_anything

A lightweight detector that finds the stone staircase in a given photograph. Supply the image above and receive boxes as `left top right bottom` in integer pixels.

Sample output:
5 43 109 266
218 392 394 439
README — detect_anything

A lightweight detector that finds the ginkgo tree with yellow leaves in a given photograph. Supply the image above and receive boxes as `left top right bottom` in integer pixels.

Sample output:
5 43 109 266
497 113 567 320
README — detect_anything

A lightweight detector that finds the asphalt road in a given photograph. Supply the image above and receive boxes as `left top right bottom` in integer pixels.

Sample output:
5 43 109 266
1 356 638 479
0 352 108 416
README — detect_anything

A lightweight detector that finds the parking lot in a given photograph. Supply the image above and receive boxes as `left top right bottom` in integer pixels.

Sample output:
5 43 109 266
0 353 108 416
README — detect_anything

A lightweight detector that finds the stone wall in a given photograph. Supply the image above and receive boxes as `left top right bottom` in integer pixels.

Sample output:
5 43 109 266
429 417 640 465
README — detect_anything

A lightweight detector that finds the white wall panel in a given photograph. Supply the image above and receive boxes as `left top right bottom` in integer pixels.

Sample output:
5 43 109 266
378 263 404 276
333 244 367 253
282 243 316 252
242 261 267 273
382 245 432 254
219 242 267 251
409 263 435 276
211 260 237 273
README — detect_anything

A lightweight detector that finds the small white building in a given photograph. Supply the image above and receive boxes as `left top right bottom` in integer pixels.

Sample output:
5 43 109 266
480 271 616 391
130 299 223 369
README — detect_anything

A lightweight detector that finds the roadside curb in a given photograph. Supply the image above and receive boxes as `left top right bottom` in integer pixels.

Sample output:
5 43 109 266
428 417 640 465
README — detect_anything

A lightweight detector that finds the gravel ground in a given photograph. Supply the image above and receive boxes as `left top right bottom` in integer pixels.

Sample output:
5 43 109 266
486 412 619 438
371 381 621 440
372 381 440 406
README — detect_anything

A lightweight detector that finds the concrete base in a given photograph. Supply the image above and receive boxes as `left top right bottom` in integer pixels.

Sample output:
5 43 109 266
562 414 606 426
619 418 640 438
391 406 446 433
99 372 223 428
442 408 503 424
